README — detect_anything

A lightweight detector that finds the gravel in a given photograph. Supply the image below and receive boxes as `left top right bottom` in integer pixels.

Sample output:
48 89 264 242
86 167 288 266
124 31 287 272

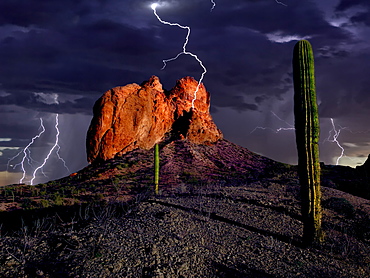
1 180 369 277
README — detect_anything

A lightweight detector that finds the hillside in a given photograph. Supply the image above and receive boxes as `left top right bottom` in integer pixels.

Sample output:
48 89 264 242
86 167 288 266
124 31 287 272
0 139 286 214
0 139 369 277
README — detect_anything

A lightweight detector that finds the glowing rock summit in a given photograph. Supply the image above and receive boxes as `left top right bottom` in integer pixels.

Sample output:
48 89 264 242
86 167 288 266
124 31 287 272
86 76 222 163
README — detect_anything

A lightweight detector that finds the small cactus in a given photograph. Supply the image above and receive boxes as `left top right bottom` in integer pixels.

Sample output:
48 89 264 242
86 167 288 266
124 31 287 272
293 40 324 244
154 143 159 194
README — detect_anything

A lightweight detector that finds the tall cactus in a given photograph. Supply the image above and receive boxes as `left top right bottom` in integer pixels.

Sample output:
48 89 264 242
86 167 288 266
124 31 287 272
293 40 324 245
154 143 159 195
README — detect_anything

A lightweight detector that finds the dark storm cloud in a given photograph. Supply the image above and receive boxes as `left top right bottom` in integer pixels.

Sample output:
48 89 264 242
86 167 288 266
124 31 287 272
187 0 349 41
316 49 370 120
0 120 42 141
215 95 258 112
0 3 165 114
350 12 370 26
335 0 370 26
156 0 355 111
336 0 370 12
0 0 355 113
0 1 74 26
0 90 96 115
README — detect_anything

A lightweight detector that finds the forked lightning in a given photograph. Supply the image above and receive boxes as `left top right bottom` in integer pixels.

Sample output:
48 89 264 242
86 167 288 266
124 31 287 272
8 114 69 185
151 3 207 108
325 118 345 165
8 118 46 183
30 114 69 185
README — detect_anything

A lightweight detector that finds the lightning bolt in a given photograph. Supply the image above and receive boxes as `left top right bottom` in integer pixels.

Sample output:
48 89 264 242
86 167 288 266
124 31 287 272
324 118 346 165
7 113 69 185
250 111 295 134
151 3 207 109
210 0 216 11
30 114 69 185
323 118 370 166
252 115 361 166
7 118 46 183
275 0 287 6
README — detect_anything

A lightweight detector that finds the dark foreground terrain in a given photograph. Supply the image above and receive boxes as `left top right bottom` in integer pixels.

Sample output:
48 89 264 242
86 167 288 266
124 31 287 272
1 140 370 277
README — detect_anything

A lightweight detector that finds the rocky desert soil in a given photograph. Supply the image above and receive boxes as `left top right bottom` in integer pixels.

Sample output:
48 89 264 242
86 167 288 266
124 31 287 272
1 178 369 277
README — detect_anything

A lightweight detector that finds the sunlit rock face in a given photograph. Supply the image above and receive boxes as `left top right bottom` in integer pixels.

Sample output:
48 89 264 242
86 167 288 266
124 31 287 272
86 76 222 163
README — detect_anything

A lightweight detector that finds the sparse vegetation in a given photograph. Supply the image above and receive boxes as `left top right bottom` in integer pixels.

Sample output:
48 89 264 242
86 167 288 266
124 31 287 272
52 193 64 206
323 197 355 218
181 171 200 184
39 199 50 208
0 139 369 276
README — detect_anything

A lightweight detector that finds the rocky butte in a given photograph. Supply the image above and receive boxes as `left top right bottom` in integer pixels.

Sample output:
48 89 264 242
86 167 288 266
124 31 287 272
86 76 223 163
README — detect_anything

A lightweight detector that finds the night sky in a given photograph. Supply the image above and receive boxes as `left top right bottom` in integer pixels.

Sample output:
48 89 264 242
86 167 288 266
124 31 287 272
1 0 370 186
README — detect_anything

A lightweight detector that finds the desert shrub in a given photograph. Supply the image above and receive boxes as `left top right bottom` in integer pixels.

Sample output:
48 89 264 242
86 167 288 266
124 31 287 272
323 197 355 218
4 187 15 202
94 193 104 201
52 193 64 206
181 171 200 184
21 198 34 209
112 177 121 185
31 187 40 197
48 180 60 187
38 189 46 196
71 188 80 196
39 199 50 208
116 163 130 170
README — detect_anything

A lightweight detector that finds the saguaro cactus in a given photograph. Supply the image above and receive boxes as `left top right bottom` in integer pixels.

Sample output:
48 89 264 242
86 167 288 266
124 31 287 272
154 143 159 194
293 40 324 244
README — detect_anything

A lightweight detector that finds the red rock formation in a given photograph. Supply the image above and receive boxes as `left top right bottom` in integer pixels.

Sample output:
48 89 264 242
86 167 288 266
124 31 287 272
86 76 222 163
